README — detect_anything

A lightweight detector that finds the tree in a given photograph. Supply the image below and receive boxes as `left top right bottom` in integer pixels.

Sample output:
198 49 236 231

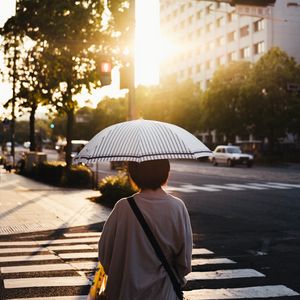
243 47 300 152
3 0 126 169
201 61 252 143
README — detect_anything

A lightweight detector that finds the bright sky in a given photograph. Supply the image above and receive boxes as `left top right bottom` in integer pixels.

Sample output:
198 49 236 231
0 0 160 115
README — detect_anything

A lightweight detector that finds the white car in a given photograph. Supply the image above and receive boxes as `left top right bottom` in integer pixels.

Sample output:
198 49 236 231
209 145 254 167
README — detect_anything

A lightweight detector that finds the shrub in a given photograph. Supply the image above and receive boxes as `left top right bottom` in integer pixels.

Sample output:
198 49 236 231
97 172 138 207
27 161 92 188
63 164 93 188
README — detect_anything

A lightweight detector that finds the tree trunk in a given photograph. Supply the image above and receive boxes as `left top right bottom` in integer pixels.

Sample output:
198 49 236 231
29 104 37 151
65 108 74 169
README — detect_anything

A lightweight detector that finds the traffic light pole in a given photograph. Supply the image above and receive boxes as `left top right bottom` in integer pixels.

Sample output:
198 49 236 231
128 0 136 120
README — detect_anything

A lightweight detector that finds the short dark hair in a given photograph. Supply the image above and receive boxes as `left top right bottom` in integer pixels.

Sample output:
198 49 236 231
128 160 170 190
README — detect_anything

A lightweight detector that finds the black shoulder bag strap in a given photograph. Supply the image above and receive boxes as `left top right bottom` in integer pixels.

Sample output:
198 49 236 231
127 196 183 300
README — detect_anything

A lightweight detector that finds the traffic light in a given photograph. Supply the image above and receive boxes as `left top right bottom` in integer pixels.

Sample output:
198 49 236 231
229 0 276 6
100 61 112 87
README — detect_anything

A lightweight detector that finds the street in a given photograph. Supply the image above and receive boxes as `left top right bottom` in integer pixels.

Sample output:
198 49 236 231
0 159 300 299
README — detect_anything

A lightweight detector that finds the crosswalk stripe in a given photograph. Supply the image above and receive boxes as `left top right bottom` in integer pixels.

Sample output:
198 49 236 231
47 244 94 251
248 183 290 189
192 258 236 266
4 276 90 288
0 247 48 254
183 184 221 192
186 269 265 281
0 254 60 263
268 182 300 188
205 184 245 191
0 237 99 247
63 232 101 238
184 285 299 299
225 183 267 190
59 252 98 259
192 248 214 255
1 257 233 274
8 297 88 300
1 263 74 273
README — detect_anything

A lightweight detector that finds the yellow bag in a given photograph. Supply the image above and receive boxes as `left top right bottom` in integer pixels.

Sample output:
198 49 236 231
87 262 107 300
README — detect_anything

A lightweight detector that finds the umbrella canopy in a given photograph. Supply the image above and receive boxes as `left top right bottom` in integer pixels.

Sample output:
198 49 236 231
74 119 211 163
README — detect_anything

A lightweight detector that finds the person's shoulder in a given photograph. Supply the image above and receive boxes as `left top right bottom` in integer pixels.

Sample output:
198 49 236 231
166 193 186 209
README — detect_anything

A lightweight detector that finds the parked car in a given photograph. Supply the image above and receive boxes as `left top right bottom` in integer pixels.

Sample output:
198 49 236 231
209 145 254 167
55 140 88 161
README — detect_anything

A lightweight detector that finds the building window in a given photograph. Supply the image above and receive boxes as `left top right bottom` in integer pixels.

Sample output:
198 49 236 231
253 19 265 32
206 23 213 33
227 12 237 23
196 64 201 73
188 67 193 76
254 41 265 54
189 16 193 24
173 10 177 18
240 25 249 38
206 4 212 14
180 4 185 13
228 51 237 62
197 10 203 20
216 17 225 28
227 31 237 42
217 55 226 66
216 36 225 46
240 46 251 59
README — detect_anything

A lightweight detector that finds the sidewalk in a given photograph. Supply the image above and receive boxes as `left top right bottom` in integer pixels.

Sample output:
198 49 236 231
0 169 111 235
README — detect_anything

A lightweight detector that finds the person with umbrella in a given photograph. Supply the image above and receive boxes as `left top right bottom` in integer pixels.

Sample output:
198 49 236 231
75 120 211 299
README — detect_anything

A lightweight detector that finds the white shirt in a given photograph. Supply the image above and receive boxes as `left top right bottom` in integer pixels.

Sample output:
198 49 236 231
98 188 193 300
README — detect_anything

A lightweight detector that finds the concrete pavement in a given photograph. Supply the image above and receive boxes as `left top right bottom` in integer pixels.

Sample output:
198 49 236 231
0 168 111 235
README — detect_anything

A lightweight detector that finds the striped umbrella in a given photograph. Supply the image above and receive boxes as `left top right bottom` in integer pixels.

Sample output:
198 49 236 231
74 119 211 163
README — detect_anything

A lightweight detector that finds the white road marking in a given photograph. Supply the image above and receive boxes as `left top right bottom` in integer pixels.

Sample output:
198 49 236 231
63 232 101 238
225 183 267 190
268 182 300 188
58 252 98 259
192 258 236 266
205 184 245 191
47 244 94 251
192 248 214 255
0 241 38 246
186 269 265 281
35 237 100 245
248 183 290 189
183 184 221 192
1 263 74 273
0 254 59 263
0 247 48 254
8 297 88 300
70 261 98 270
184 285 299 299
4 276 90 288
0 179 20 188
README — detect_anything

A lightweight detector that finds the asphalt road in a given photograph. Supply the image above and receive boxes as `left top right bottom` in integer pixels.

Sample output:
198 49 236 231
167 160 300 295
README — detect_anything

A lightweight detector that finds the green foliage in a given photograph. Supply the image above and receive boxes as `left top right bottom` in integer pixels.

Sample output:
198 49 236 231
97 172 138 207
243 47 300 151
28 161 92 188
201 61 252 143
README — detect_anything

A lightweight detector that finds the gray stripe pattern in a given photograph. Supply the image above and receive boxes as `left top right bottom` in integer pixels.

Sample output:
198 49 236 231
75 120 211 163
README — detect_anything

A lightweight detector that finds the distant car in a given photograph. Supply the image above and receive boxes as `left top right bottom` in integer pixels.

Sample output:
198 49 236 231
55 140 88 161
209 145 254 167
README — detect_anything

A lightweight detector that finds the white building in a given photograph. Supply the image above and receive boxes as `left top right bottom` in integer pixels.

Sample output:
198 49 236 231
159 0 300 90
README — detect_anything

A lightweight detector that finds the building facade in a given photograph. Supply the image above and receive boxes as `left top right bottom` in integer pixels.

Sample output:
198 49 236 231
159 0 300 90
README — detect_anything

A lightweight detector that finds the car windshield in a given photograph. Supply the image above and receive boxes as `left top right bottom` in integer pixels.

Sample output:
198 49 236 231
226 147 241 154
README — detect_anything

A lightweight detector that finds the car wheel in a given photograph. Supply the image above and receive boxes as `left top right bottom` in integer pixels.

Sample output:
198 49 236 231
227 159 234 167
212 158 218 166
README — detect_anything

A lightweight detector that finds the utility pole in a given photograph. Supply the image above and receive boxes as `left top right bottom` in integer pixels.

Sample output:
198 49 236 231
10 14 17 167
128 0 136 120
